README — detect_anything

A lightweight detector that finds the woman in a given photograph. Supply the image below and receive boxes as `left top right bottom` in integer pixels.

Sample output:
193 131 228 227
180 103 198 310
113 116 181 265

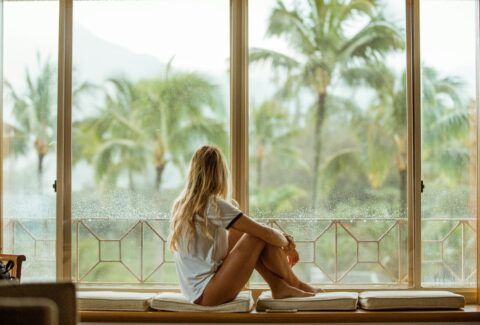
169 145 318 306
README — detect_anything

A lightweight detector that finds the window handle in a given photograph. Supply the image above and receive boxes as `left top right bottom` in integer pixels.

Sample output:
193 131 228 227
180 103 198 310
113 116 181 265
421 180 425 193
53 180 57 193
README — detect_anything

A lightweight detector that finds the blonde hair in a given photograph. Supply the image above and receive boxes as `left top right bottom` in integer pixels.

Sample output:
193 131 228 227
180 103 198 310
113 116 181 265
169 145 230 252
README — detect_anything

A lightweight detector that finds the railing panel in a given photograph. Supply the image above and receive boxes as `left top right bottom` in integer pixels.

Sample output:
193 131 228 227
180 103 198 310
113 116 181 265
4 217 475 287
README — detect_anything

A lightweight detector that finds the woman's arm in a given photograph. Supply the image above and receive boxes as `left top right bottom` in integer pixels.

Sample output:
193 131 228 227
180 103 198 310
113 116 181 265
230 215 289 248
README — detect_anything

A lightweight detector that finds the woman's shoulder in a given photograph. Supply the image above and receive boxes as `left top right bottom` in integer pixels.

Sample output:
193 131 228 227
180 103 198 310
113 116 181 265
207 196 242 218
209 197 239 210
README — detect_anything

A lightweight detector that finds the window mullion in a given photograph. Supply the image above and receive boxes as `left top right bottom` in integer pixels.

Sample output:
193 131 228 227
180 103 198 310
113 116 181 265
476 0 480 305
56 0 73 281
406 0 422 289
230 0 249 213
0 0 3 254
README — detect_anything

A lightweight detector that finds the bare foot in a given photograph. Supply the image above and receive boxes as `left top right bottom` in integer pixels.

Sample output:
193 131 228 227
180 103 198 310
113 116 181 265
298 281 324 293
271 280 315 299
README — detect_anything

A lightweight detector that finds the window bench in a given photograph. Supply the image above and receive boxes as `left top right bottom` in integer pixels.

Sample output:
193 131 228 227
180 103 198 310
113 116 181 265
80 305 480 323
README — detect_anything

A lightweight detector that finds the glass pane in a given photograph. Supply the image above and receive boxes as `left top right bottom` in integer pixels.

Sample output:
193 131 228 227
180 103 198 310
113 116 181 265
249 0 408 286
2 1 59 281
71 0 229 285
420 0 478 287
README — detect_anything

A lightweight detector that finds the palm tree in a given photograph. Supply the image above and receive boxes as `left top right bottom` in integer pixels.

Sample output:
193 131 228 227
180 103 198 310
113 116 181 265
250 99 302 187
138 64 227 189
421 66 469 184
249 99 308 215
76 64 227 192
5 54 56 176
345 62 468 210
6 55 95 180
74 77 149 190
250 0 404 208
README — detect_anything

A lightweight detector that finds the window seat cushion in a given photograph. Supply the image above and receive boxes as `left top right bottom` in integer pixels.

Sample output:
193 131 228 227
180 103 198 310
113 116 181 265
150 291 253 312
256 291 359 311
359 290 465 310
77 291 155 311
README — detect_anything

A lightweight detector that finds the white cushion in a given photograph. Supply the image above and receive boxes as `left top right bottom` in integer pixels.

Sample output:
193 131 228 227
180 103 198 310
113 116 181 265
359 291 465 310
77 291 155 311
150 291 253 312
256 291 359 311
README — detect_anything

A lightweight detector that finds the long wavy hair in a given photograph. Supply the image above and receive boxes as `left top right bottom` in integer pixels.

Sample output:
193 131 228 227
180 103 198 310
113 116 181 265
169 145 230 252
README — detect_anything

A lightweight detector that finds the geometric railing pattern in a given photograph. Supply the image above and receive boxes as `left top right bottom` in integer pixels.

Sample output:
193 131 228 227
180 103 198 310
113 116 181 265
421 218 476 287
71 219 175 285
251 218 409 286
2 217 56 281
2 217 476 287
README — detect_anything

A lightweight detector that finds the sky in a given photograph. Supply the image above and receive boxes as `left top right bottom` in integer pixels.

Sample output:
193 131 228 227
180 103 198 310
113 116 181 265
3 0 478 94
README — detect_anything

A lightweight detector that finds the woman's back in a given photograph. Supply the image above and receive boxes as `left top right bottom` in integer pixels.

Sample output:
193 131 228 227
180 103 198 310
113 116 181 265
174 197 242 303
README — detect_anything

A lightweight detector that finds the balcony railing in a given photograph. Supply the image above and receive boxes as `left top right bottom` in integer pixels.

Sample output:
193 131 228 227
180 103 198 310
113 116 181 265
2 217 476 287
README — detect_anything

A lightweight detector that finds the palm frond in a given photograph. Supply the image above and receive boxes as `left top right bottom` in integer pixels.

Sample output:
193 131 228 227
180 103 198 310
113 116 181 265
338 19 404 61
268 1 317 55
249 48 301 71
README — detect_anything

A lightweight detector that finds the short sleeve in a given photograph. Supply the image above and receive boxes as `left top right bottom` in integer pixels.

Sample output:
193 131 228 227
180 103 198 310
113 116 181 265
206 198 243 229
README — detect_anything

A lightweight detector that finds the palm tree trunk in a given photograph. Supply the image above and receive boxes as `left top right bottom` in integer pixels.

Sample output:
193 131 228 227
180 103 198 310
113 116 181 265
38 153 44 174
311 92 327 209
155 163 166 191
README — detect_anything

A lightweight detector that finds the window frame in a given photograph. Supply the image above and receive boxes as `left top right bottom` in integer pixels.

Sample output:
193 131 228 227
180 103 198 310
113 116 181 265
0 0 3 256
476 0 480 306
0 0 478 302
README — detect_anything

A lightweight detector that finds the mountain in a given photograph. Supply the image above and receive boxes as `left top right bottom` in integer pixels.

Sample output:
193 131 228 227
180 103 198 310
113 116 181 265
73 24 165 83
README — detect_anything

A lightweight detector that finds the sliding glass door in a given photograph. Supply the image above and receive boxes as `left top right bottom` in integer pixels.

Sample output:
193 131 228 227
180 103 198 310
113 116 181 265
420 0 478 288
248 0 409 287
1 0 59 281
70 0 230 285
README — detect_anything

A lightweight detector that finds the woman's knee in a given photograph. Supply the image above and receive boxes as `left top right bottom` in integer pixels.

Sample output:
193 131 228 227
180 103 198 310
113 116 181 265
264 242 283 253
261 243 286 259
242 233 266 247
234 234 266 256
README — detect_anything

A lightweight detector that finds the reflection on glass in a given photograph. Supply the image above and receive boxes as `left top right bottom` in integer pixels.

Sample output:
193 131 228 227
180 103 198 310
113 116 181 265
71 0 229 285
249 0 408 286
420 0 477 288
2 1 59 281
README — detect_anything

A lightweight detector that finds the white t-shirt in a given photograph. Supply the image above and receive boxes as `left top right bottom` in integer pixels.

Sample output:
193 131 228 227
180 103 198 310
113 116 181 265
173 197 243 303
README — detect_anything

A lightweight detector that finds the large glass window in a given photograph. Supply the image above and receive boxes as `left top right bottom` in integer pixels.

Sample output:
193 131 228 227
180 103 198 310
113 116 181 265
0 0 478 292
248 0 408 286
420 0 478 288
71 0 229 285
2 0 59 281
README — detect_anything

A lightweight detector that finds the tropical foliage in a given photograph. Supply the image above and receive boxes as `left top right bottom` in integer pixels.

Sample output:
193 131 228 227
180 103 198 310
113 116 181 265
5 54 57 175
74 63 227 193
250 0 404 208
5 54 94 177
249 99 307 214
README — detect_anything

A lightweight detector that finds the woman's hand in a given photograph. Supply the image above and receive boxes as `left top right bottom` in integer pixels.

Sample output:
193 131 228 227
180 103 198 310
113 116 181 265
286 248 299 267
282 233 299 267
283 233 295 250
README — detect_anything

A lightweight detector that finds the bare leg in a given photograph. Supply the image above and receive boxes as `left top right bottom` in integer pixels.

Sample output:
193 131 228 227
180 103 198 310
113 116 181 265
229 229 314 296
196 234 265 306
255 259 314 299
197 234 312 306
261 244 322 293
228 229 321 293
